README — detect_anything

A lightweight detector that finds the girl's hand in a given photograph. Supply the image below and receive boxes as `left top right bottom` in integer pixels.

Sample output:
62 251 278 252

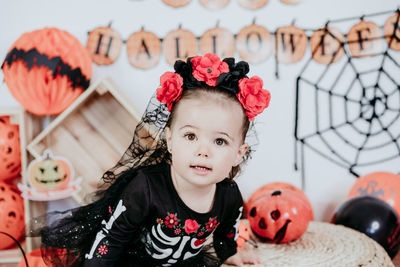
224 244 261 266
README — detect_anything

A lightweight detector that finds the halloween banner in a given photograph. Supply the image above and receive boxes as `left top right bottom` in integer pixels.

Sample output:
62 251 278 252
161 0 303 9
86 9 400 78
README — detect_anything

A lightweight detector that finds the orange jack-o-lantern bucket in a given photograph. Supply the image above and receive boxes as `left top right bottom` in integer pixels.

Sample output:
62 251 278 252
1 27 92 116
0 182 25 250
0 117 21 181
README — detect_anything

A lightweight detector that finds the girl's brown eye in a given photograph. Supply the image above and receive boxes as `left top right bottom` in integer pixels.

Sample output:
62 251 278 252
185 134 196 141
215 139 226 146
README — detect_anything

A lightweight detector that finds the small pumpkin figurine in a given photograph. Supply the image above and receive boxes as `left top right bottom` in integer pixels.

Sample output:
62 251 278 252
29 150 71 191
0 116 21 181
18 149 81 201
248 187 313 243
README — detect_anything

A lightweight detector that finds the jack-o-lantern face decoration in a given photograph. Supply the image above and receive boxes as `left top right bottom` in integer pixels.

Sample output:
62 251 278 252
0 182 25 250
0 116 21 181
29 156 71 192
248 189 313 244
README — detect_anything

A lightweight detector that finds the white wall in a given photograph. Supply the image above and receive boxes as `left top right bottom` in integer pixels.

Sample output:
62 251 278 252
1 0 399 221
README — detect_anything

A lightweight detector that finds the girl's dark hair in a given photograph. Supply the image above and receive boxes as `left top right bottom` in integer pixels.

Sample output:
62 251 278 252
166 86 251 180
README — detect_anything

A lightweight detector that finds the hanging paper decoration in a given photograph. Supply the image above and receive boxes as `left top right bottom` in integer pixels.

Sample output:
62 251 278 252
0 116 21 181
280 0 302 4
162 0 191 7
199 0 230 10
163 26 198 66
126 28 161 69
237 0 268 10
1 27 92 116
18 149 82 201
86 24 123 65
310 26 345 65
347 20 384 57
384 13 400 51
236 23 273 64
0 182 25 250
200 26 235 58
347 172 400 218
275 24 307 63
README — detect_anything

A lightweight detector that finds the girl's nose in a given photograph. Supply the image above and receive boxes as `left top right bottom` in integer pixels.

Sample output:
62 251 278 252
196 143 209 158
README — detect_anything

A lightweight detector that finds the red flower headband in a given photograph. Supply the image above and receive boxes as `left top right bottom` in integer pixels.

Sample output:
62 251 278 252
156 53 271 121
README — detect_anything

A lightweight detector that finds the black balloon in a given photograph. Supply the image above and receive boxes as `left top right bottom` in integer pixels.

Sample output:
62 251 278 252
332 196 400 258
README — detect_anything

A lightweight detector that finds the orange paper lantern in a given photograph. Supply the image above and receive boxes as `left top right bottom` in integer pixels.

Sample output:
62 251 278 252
1 27 92 116
86 26 123 65
200 26 235 58
347 172 400 217
126 29 161 70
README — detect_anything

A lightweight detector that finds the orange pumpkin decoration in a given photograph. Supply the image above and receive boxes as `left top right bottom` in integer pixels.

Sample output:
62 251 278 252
199 0 230 10
384 13 400 51
0 182 25 250
310 26 345 65
1 27 92 116
28 153 71 192
347 20 384 58
347 172 400 217
236 221 251 248
200 26 235 58
162 0 191 7
0 116 21 181
248 189 313 244
237 0 269 10
126 29 162 70
86 25 123 65
17 249 47 267
275 25 308 63
236 24 273 64
163 27 198 66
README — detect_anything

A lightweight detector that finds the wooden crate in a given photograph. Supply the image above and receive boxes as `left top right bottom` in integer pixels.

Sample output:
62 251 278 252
26 77 142 206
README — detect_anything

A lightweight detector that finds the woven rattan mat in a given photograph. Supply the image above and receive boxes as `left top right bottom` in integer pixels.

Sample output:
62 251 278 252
222 221 394 267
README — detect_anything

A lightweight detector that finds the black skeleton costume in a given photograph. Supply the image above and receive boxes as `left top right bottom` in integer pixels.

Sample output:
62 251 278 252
29 55 265 266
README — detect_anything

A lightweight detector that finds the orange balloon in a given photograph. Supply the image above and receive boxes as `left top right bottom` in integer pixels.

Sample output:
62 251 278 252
347 172 400 217
2 27 92 116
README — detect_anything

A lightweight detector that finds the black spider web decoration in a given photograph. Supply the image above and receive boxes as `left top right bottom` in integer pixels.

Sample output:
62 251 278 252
294 9 400 190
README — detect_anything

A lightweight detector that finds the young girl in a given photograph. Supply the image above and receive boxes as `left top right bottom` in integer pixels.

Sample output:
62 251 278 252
33 53 270 266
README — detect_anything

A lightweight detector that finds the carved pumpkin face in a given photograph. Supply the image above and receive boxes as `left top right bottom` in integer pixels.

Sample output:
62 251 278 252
29 158 71 191
0 182 25 250
248 189 313 243
0 116 21 181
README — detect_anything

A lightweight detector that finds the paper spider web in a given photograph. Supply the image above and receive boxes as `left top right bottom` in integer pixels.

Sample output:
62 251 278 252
294 10 400 189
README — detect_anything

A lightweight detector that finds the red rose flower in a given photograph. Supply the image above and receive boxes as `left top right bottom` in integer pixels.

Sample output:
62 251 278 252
237 76 271 120
156 72 183 111
184 219 199 234
191 54 229 86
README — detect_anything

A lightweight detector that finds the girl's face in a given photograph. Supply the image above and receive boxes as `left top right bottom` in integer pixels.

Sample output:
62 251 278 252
165 95 248 189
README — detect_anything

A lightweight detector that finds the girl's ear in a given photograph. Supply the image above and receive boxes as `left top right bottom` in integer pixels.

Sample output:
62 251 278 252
165 126 172 152
234 143 249 167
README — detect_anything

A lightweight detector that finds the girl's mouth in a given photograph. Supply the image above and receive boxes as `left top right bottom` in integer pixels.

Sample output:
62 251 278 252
190 165 212 172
